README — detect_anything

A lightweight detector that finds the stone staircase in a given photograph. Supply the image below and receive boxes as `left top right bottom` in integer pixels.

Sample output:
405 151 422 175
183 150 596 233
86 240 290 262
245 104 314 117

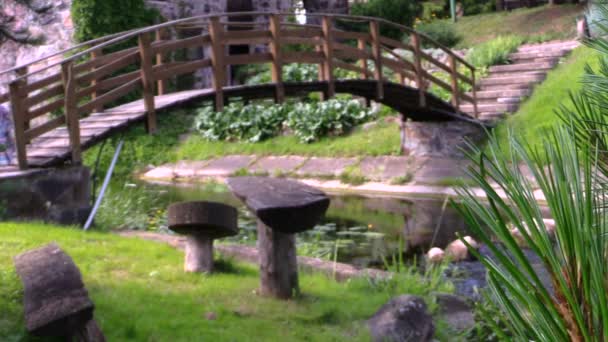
460 40 580 121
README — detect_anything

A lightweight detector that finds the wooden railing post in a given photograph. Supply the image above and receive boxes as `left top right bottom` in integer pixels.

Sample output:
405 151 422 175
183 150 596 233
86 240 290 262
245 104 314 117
321 16 335 99
410 32 426 107
90 49 104 113
9 80 28 169
15 67 29 133
209 17 225 112
471 68 479 118
269 14 284 104
357 38 368 79
155 28 167 96
369 20 383 100
61 61 82 165
138 32 157 133
449 55 460 110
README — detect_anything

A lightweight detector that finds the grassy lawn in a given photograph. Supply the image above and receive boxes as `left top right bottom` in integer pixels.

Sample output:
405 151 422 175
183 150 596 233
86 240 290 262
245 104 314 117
447 4 584 47
0 222 454 342
494 46 599 152
173 120 401 161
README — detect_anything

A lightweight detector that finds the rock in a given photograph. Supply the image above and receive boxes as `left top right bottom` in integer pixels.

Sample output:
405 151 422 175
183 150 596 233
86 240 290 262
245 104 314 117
426 247 445 263
435 293 475 332
510 218 556 247
445 236 478 262
227 177 330 234
368 295 434 342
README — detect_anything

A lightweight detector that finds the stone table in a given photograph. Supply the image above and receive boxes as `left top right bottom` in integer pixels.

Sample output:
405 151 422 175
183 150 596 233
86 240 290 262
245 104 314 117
168 201 238 273
227 176 330 299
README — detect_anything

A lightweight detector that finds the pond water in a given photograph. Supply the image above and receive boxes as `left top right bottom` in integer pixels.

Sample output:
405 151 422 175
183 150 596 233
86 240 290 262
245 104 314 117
139 181 470 269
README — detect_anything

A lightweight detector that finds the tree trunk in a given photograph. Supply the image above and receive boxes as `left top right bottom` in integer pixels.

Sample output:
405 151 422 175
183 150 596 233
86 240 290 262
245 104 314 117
185 236 214 273
257 221 299 299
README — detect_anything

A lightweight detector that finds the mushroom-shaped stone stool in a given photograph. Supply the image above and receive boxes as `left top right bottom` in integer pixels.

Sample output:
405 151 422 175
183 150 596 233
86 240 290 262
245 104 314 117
227 177 330 299
168 201 238 273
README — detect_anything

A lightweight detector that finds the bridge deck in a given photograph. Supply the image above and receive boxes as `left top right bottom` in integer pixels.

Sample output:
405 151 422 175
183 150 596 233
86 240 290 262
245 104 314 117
21 80 476 168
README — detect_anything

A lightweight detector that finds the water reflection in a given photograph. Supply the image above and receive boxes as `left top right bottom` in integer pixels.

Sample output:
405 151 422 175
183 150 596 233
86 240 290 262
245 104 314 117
141 181 469 268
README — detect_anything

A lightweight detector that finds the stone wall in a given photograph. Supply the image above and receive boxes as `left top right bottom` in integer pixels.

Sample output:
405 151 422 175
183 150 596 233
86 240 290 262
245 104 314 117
402 120 487 158
0 166 92 225
0 0 74 96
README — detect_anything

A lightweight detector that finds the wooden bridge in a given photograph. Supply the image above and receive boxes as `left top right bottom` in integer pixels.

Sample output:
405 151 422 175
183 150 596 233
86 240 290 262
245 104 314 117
0 12 479 170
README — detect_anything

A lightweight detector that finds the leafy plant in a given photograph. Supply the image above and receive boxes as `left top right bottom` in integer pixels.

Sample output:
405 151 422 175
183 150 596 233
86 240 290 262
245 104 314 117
416 21 462 48
466 35 525 68
349 0 422 41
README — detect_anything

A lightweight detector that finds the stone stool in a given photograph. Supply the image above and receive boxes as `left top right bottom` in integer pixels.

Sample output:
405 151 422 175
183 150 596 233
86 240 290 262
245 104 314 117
227 177 330 299
168 201 238 273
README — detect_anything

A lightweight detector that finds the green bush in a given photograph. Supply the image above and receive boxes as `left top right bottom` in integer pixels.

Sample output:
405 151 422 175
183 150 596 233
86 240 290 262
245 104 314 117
71 0 159 42
194 99 375 144
349 0 422 41
466 35 524 68
416 21 462 48
443 0 495 16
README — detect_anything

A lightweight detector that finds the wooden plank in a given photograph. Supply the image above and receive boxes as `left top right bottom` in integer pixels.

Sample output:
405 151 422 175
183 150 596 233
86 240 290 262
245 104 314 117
223 30 272 45
422 70 452 93
24 84 63 108
76 51 139 86
153 60 212 81
358 39 369 79
332 30 370 41
90 49 104 113
151 35 210 55
72 47 138 74
138 32 157 134
23 73 62 94
369 20 383 100
410 32 426 107
449 55 459 109
24 115 66 141
471 69 478 118
61 61 81 165
78 78 140 115
155 28 167 96
76 70 140 99
379 36 414 52
209 17 225 112
282 51 324 64
333 61 373 79
15 67 29 132
281 27 323 39
459 92 475 104
381 57 414 74
333 42 370 60
321 16 335 98
9 81 28 169
224 53 272 66
27 98 64 121
269 14 284 104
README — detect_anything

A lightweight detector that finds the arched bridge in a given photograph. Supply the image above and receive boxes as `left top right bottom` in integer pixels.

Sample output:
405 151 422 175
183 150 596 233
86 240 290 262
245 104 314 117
0 12 480 170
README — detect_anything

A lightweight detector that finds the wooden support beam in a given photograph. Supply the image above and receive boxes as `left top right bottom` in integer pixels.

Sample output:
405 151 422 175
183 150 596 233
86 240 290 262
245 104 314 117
9 80 28 169
369 20 384 100
321 16 335 99
61 61 82 165
410 32 426 107
358 38 368 79
269 14 284 104
90 49 104 113
449 55 460 109
209 17 225 112
471 69 479 118
15 67 29 132
155 28 167 96
138 32 157 133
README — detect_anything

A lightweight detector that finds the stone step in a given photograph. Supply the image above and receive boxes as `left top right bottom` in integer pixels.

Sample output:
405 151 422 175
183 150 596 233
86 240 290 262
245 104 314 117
489 61 556 73
473 89 531 99
478 83 532 91
478 112 507 119
479 73 546 87
460 102 519 113
517 40 579 53
509 50 568 61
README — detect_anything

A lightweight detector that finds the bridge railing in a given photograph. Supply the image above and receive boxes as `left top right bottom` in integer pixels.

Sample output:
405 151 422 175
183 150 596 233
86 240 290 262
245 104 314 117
0 12 478 170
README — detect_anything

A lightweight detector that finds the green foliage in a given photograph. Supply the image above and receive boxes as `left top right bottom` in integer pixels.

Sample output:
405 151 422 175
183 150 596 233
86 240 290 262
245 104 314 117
350 0 422 40
339 165 367 185
71 0 159 42
194 99 376 144
466 35 525 68
416 21 462 48
243 63 354 86
444 0 494 16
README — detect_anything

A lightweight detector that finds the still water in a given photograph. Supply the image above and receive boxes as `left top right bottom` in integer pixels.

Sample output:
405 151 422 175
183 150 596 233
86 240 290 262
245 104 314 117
139 181 469 268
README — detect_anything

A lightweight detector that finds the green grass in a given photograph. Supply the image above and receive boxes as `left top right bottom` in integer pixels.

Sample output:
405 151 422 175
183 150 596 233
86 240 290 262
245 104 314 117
0 222 454 341
494 46 600 153
441 4 584 48
174 121 401 160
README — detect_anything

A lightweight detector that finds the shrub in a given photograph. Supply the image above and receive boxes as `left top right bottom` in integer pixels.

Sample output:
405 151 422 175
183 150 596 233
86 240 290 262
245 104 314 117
466 35 524 68
194 99 375 144
443 0 494 16
349 0 422 41
416 21 462 48
71 0 159 42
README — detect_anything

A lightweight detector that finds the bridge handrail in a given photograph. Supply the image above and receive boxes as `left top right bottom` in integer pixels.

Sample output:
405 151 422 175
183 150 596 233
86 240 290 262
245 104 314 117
1 11 478 170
